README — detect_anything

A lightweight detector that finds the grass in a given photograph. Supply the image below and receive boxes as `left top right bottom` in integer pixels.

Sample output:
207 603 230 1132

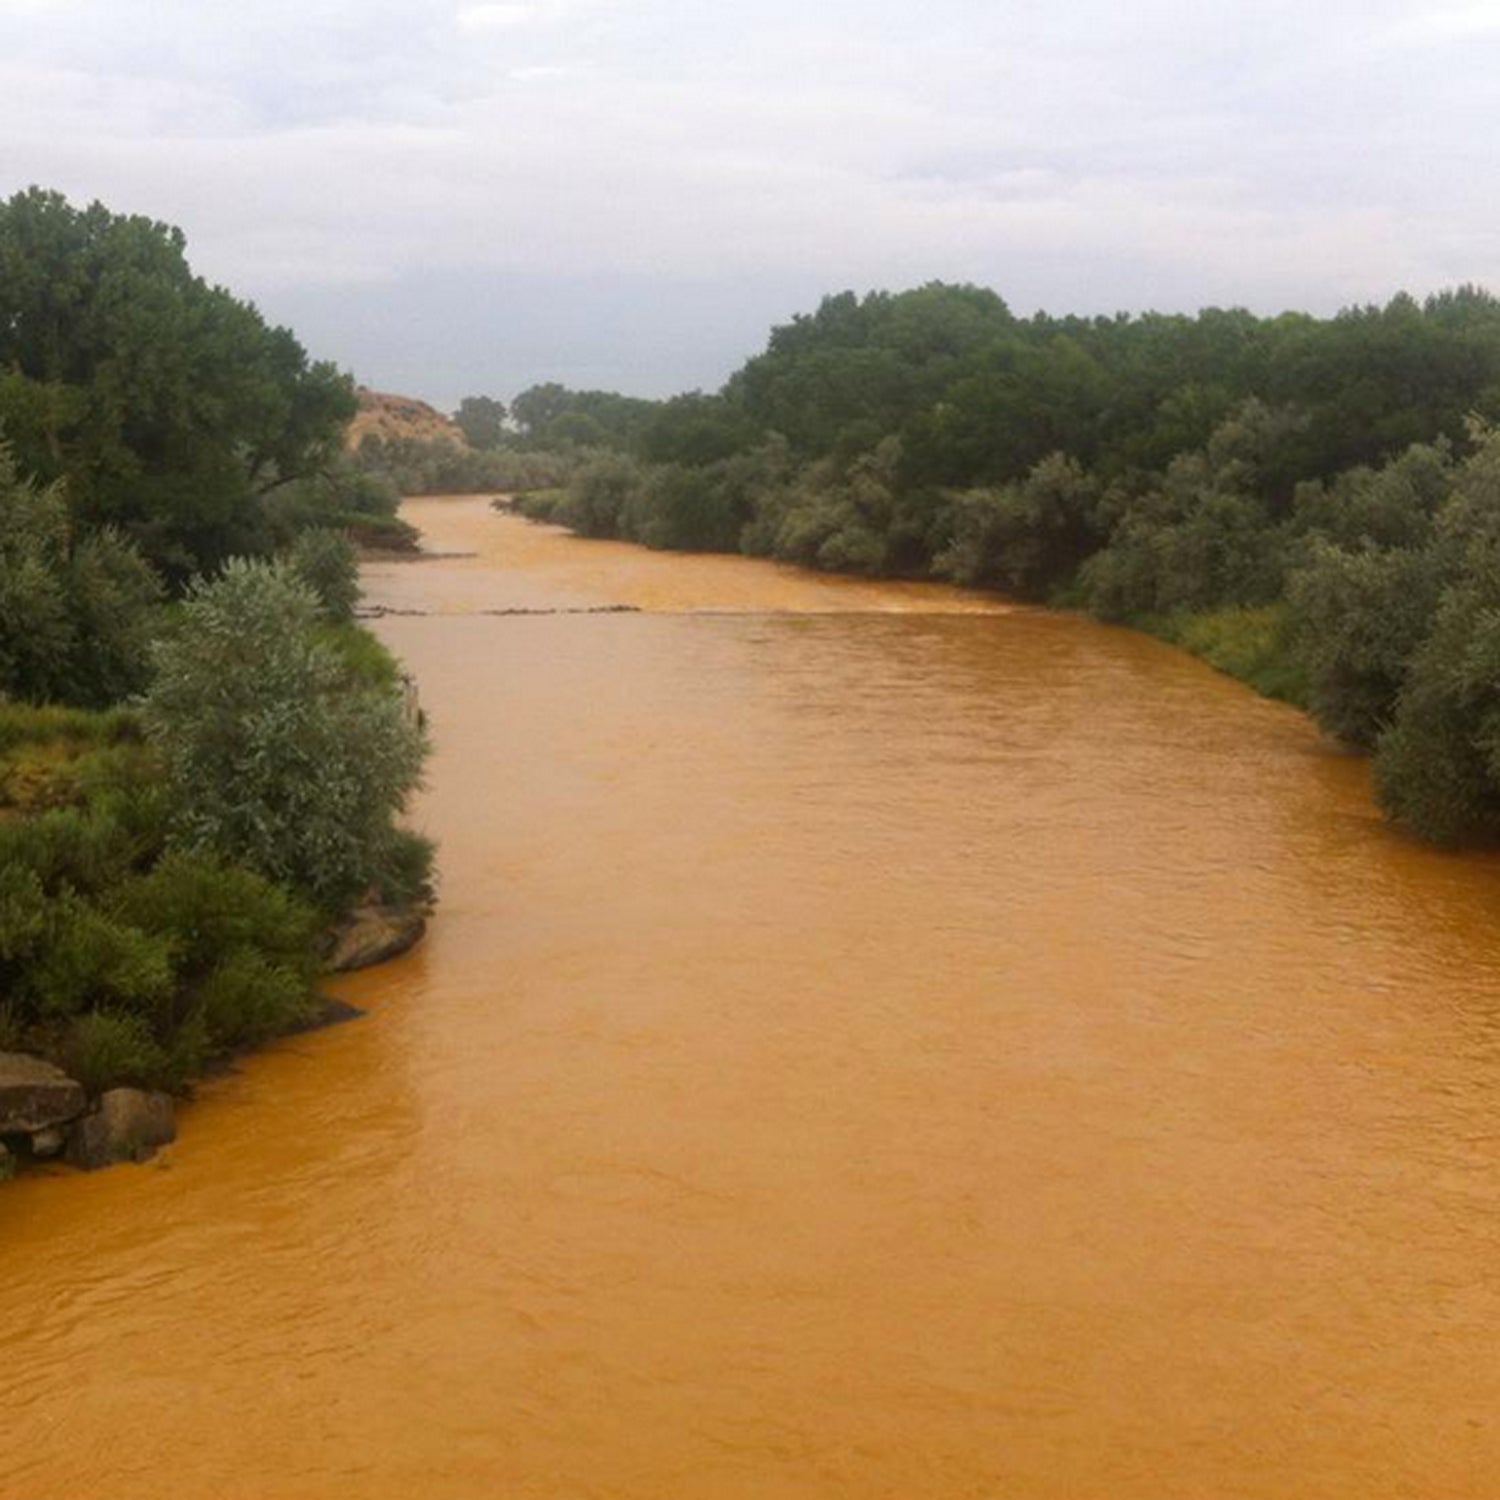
1133 605 1310 706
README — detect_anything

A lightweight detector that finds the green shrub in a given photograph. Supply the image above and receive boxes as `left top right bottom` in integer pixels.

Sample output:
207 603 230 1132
1373 579 1500 845
141 559 427 907
314 622 401 690
62 1011 169 1094
287 528 360 624
1285 542 1444 746
194 948 318 1050
0 864 49 962
111 851 317 982
0 449 163 706
0 806 146 896
374 826 436 907
1150 606 1308 705
0 702 140 755
22 894 175 1021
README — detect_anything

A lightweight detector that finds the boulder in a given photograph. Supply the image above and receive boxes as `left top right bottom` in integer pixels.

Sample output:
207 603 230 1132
0 1052 86 1134
325 903 427 973
0 1143 13 1182
67 1089 176 1170
29 1126 65 1159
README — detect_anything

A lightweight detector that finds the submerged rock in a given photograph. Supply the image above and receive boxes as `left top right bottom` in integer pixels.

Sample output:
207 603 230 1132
0 1052 87 1134
67 1089 176 1170
325 903 427 973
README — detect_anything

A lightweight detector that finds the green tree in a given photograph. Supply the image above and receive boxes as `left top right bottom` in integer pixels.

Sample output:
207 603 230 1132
0 187 356 581
1285 542 1444 747
0 445 163 705
454 395 507 449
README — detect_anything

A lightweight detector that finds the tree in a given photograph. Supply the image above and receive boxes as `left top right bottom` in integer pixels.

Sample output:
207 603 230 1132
0 444 163 705
0 187 356 582
1285 541 1444 747
141 560 427 907
454 395 507 449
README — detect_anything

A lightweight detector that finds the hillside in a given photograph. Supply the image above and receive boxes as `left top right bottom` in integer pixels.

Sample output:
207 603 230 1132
347 387 467 450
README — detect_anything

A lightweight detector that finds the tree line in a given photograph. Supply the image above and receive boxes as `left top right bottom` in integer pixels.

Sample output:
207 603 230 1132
435 281 1500 848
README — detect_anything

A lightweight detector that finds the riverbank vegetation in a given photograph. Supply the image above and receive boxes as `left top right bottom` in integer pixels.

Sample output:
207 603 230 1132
0 187 431 1107
429 282 1500 848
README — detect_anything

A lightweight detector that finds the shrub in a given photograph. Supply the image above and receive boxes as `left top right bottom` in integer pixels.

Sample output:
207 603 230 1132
141 559 427 907
21 893 175 1021
1373 578 1500 845
111 851 317 982
286 528 360 624
0 447 163 706
374 826 437 907
62 1011 169 1095
1285 542 1445 746
194 948 318 1050
934 454 1101 599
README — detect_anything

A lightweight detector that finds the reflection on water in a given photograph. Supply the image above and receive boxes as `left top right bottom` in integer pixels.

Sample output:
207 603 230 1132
2 497 1499 1499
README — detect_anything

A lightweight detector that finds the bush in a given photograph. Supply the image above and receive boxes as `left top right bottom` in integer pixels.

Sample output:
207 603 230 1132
287 528 360 624
194 948 318 1050
0 447 163 706
1373 578 1500 845
141 559 427 907
111 851 317 981
374 826 437 907
62 1011 169 1095
21 892 175 1021
934 454 1101 599
1285 542 1444 746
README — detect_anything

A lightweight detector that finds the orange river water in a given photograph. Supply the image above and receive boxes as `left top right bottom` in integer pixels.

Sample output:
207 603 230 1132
3 496 1500 1499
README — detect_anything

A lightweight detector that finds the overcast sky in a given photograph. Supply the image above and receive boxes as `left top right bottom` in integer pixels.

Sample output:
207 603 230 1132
3 0 1499 407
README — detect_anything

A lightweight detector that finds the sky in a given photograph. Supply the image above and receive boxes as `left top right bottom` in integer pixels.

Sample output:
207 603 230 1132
2 0 1499 409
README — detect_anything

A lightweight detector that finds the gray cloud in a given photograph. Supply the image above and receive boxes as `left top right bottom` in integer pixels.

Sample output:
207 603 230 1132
1 0 1496 405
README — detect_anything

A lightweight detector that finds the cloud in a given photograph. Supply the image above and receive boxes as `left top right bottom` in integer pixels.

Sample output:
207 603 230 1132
1383 2 1500 42
1 0 1497 397
454 3 534 31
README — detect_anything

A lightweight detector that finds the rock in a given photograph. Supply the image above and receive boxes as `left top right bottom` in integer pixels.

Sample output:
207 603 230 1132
0 1052 87 1134
325 903 427 973
0 1143 13 1182
29 1126 65 1159
67 1089 176 1170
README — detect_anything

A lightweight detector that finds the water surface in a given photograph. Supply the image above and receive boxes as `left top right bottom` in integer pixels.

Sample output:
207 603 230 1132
3 497 1498 1498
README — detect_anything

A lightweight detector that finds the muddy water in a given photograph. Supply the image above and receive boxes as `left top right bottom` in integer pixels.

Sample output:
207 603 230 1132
4 496 1500 1499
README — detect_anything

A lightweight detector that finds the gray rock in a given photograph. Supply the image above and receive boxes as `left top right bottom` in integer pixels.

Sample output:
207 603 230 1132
325 903 427 973
29 1125 65 1158
0 1052 86 1134
67 1088 176 1170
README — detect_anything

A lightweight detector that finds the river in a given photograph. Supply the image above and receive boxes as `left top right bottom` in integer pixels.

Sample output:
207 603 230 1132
3 496 1499 1498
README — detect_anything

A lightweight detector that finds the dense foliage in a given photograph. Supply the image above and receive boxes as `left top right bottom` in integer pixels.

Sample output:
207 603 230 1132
0 705 321 1091
501 281 1500 846
0 189 434 1111
0 446 162 706
0 187 356 582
